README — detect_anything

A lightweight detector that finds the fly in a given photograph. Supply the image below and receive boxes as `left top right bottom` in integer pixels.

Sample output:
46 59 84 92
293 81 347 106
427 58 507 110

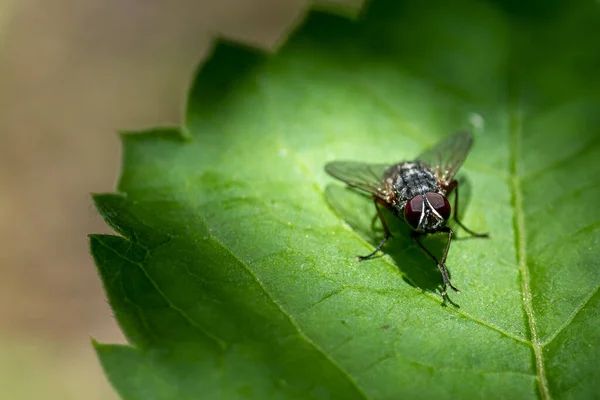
325 131 489 296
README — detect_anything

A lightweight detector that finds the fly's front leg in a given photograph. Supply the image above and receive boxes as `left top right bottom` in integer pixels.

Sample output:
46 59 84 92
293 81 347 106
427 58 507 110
448 180 490 238
411 229 460 296
357 197 391 261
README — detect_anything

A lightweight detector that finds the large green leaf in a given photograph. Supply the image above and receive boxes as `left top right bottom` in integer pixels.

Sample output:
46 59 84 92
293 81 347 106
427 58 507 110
90 0 600 398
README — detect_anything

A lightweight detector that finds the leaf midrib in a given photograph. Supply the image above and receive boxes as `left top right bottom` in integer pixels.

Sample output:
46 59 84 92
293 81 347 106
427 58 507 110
509 102 550 399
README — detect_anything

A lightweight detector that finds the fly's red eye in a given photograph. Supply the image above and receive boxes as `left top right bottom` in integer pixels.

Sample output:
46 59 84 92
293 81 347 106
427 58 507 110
425 192 451 221
404 195 424 230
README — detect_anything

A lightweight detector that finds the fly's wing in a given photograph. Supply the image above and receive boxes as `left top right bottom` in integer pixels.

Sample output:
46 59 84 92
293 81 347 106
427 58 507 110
325 161 391 200
415 131 474 186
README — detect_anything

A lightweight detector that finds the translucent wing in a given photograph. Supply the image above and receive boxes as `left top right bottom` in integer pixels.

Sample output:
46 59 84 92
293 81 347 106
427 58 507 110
325 161 391 200
415 131 474 186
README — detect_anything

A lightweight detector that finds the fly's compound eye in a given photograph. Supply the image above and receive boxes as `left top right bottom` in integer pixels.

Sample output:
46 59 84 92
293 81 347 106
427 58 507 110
425 192 451 221
404 195 424 230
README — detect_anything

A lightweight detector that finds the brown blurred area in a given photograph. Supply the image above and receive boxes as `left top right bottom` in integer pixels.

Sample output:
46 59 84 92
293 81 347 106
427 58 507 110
0 0 360 398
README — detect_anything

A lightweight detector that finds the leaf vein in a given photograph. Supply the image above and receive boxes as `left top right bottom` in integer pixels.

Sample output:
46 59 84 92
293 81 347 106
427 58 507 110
541 283 600 347
532 219 600 255
522 136 600 182
200 215 370 400
510 103 550 399
95 235 228 350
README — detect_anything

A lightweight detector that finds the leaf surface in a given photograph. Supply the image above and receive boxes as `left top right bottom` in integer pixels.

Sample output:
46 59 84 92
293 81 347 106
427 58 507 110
91 0 600 398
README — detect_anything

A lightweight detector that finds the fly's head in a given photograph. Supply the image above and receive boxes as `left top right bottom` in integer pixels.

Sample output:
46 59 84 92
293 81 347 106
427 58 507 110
404 192 451 233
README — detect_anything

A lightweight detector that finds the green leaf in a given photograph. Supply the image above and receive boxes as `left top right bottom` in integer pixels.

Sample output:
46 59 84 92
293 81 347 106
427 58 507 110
90 0 600 398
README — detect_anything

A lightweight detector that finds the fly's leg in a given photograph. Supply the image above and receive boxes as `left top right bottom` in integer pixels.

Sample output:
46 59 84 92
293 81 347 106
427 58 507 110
448 180 490 238
357 197 391 261
411 228 460 296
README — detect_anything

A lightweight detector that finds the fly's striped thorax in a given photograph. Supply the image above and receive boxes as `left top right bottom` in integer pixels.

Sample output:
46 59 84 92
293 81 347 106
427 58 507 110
385 161 441 208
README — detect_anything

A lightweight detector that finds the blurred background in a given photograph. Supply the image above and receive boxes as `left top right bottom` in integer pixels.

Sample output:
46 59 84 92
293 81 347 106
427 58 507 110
0 0 359 398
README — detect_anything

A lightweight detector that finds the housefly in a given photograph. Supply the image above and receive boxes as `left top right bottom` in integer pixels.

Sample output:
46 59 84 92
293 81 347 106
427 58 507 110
325 131 489 295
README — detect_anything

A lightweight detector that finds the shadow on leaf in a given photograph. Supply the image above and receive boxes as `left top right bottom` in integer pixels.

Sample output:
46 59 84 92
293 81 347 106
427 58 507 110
325 179 476 298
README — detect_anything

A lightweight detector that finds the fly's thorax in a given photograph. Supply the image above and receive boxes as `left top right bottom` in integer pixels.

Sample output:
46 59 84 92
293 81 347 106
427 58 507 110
386 161 441 204
402 192 451 233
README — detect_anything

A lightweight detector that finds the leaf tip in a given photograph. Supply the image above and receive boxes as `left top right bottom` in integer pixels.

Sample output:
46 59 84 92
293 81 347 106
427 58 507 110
90 336 101 349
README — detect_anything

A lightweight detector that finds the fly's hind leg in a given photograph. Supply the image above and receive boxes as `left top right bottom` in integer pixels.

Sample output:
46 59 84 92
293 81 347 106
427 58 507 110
357 197 392 261
447 180 490 238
